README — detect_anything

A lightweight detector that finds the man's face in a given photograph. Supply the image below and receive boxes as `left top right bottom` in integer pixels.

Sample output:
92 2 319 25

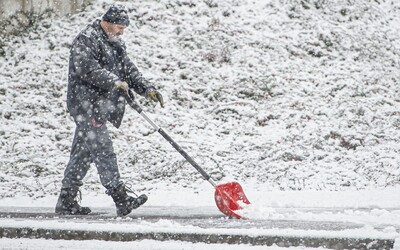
104 22 127 41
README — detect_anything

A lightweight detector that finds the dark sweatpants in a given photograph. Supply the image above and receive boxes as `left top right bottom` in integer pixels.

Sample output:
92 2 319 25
62 121 120 190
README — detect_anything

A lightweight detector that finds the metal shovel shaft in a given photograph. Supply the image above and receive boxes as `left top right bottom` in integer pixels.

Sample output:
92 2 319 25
125 90 216 187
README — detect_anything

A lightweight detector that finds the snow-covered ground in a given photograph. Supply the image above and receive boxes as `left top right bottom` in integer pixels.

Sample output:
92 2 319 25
0 238 322 250
1 187 400 248
1 0 400 198
1 0 400 248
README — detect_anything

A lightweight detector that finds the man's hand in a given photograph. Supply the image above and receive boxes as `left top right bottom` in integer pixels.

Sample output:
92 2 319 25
114 80 129 93
146 87 164 108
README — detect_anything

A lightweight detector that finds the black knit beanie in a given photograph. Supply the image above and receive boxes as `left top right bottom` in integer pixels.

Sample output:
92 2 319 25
102 4 130 26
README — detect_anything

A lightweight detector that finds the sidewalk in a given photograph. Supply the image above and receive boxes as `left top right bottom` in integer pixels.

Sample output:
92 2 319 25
0 206 397 249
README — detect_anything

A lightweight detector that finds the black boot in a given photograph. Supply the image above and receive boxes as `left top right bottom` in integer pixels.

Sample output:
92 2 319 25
55 187 91 215
106 183 147 216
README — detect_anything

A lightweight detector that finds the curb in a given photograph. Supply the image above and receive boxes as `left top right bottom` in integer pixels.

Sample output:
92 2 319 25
0 227 394 249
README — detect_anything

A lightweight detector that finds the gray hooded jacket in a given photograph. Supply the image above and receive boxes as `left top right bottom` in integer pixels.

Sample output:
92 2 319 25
67 20 153 128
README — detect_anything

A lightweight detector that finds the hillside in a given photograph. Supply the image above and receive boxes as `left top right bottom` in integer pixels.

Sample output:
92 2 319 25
0 0 399 200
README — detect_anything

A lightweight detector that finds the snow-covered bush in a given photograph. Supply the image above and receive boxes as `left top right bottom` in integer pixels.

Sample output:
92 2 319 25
0 0 399 199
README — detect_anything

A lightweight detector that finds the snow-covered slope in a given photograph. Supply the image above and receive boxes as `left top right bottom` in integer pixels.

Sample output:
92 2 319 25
0 0 399 200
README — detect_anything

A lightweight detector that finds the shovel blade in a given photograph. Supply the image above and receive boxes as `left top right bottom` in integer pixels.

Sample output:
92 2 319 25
214 181 250 219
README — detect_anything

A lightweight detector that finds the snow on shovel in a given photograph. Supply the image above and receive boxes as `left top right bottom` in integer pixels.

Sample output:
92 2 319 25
124 90 250 219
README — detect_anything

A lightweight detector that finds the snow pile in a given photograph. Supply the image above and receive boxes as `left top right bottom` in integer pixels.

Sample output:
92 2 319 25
0 0 399 200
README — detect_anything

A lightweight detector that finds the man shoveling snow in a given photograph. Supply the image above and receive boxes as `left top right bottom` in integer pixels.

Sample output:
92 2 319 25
55 4 164 216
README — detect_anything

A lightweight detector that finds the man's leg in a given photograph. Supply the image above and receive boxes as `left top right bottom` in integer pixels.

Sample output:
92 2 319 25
84 123 121 189
56 125 92 215
84 122 147 216
62 125 93 188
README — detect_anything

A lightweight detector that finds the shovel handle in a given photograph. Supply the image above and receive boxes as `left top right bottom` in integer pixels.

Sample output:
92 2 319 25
125 90 216 186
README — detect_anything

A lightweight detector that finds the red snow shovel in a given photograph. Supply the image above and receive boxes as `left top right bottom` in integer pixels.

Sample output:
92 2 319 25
124 90 250 219
215 182 251 219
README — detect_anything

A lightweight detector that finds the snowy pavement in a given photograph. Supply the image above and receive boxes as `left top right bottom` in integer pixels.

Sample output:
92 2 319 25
0 205 399 249
2 187 400 249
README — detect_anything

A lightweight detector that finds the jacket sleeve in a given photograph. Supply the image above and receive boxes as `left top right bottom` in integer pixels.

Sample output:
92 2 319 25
70 35 119 91
121 50 154 96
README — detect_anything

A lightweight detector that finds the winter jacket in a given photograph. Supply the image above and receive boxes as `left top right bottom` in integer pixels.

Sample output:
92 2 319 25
67 19 153 128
